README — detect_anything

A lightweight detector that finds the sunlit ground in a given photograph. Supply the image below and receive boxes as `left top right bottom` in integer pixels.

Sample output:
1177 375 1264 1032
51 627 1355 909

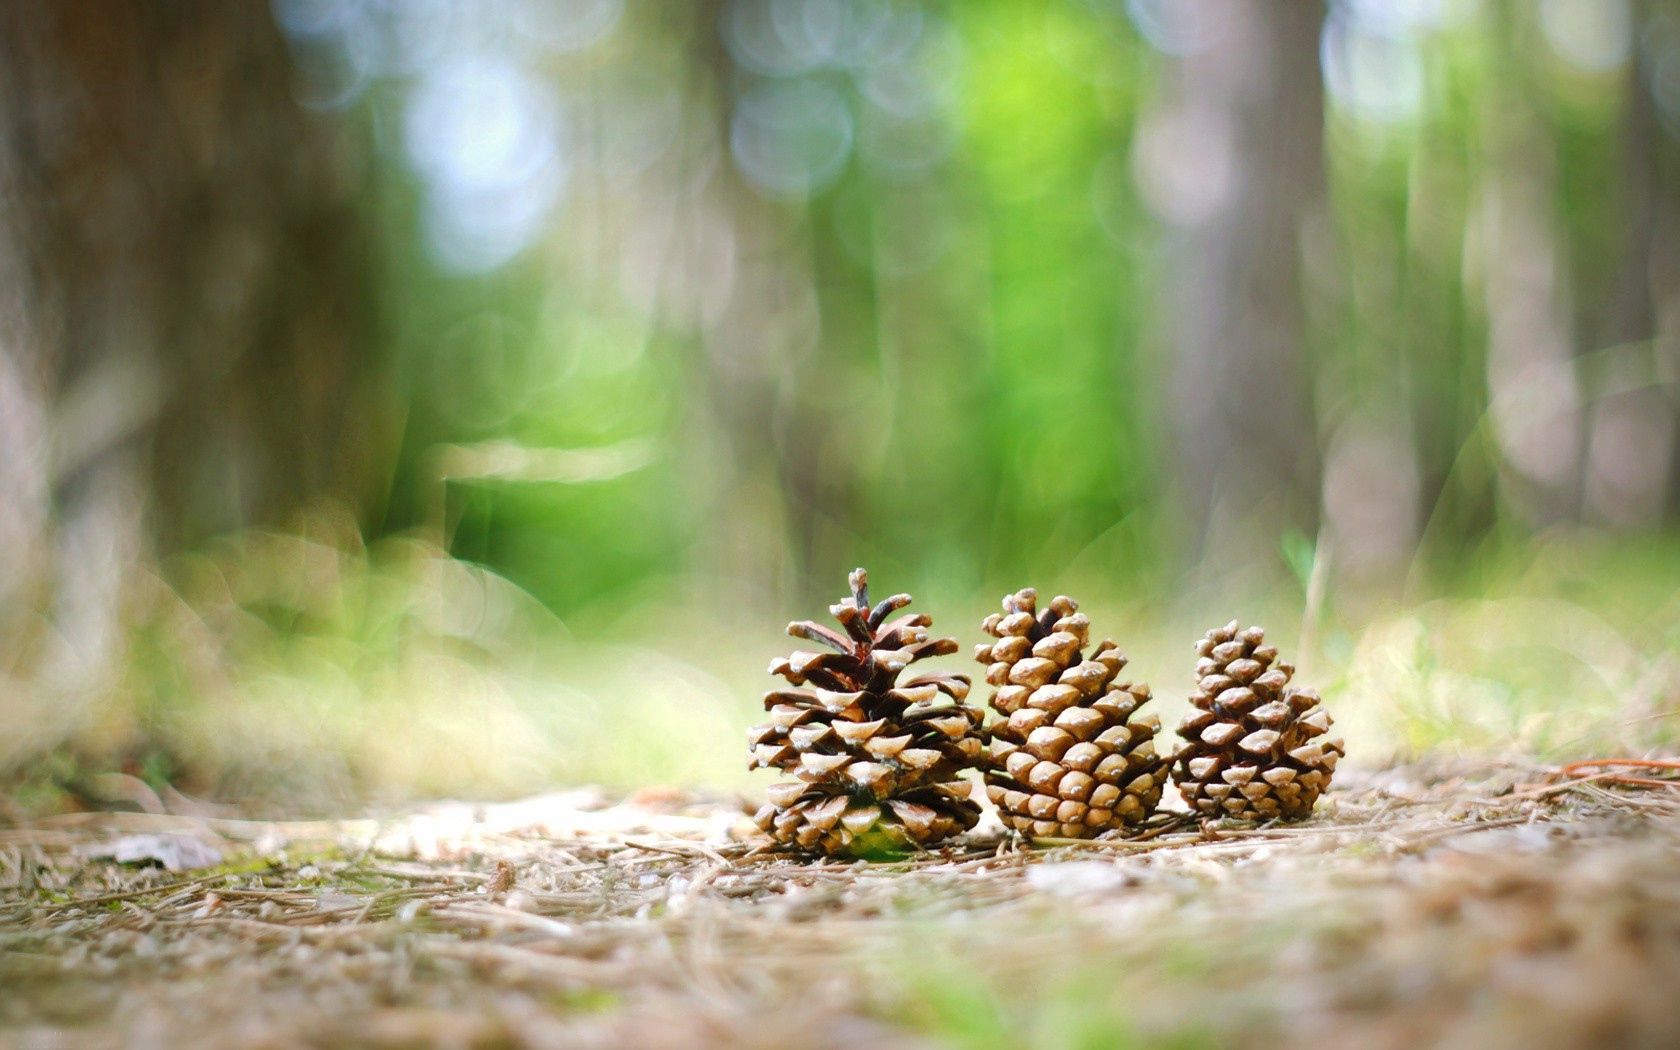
5 730 1678 1047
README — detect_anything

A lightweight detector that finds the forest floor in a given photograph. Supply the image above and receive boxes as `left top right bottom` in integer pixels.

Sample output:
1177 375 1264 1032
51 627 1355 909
4 760 1680 1049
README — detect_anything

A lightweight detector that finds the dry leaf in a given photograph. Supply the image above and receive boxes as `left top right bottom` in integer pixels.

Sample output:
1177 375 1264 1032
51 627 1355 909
84 834 224 873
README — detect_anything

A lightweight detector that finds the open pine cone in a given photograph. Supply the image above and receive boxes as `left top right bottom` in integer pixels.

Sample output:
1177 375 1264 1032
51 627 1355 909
748 568 984 857
977 589 1167 839
1171 621 1343 821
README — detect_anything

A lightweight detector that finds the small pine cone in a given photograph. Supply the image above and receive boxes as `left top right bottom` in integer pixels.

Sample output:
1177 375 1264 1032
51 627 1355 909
748 568 984 857
1171 621 1344 821
976 588 1166 839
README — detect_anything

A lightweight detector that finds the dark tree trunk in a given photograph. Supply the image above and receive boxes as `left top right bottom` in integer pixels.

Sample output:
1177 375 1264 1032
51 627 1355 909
0 2 389 565
0 0 391 716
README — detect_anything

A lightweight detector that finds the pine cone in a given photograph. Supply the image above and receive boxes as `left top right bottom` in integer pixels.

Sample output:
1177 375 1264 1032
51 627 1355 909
748 568 984 857
1171 621 1343 821
976 589 1166 839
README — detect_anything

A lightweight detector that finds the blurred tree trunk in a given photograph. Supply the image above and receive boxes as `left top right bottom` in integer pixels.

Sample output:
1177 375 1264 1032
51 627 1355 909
680 3 835 606
1583 10 1679 528
1479 5 1584 528
0 4 385 670
1164 0 1327 558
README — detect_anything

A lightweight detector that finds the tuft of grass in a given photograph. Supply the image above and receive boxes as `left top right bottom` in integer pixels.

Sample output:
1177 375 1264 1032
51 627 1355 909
876 922 1220 1050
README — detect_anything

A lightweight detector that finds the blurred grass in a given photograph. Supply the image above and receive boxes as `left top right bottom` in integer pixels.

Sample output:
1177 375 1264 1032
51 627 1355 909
880 923 1220 1050
5 507 1677 814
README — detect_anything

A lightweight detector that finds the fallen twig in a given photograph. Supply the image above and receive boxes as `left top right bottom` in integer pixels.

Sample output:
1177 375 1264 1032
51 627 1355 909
1554 758 1680 789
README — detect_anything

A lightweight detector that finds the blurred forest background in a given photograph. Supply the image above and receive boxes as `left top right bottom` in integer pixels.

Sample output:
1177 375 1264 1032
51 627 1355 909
2 0 1678 812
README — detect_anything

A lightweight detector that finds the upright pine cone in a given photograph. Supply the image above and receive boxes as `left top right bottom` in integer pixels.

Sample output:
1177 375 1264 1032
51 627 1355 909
976 589 1166 839
1171 621 1343 821
748 568 984 857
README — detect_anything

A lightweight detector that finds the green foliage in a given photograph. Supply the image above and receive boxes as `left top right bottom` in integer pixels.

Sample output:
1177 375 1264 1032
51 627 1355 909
242 1 1676 627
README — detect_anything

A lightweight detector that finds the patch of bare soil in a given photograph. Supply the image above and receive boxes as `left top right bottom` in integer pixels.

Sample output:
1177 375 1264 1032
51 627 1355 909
3 762 1680 1049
